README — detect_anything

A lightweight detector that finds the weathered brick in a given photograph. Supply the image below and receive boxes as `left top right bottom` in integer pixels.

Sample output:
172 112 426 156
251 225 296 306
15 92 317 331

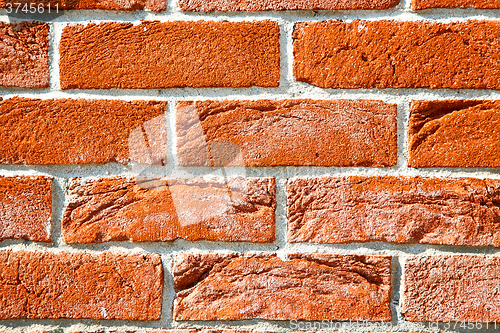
288 176 500 246
179 0 400 11
0 22 49 88
0 176 52 242
0 97 167 165
404 255 500 322
177 99 397 167
409 100 500 168
294 20 500 89
60 21 280 90
173 253 392 321
0 0 165 11
62 177 276 243
0 251 162 319
412 0 500 9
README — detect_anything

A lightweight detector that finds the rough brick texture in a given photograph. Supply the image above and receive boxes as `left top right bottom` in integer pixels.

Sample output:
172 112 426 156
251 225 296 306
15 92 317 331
179 0 400 11
0 22 49 88
412 0 500 9
62 177 276 243
173 253 392 321
404 255 500 322
177 100 397 167
0 251 162 320
409 100 500 168
0 0 165 11
294 20 500 89
288 176 500 246
0 97 167 165
0 176 52 242
60 21 280 90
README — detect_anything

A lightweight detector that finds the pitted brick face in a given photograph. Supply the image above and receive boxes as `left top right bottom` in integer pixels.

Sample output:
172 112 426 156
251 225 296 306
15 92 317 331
173 253 392 321
409 100 500 168
294 20 500 89
412 0 500 9
59 21 280 89
179 0 400 11
0 22 49 88
404 255 500 322
0 176 52 242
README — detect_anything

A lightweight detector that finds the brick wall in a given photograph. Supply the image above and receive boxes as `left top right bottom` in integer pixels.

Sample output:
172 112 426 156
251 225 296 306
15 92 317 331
1 0 500 333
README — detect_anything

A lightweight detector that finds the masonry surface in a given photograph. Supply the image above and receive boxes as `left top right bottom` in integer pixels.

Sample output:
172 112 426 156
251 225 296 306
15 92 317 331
1 1 500 333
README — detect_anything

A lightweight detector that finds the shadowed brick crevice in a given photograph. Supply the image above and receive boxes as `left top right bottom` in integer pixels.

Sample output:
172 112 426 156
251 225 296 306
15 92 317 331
409 100 500 168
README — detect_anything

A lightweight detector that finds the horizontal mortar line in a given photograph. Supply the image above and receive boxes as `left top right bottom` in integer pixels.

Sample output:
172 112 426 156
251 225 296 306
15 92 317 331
4 88 500 101
1 238 500 255
3 9 500 24
0 165 499 178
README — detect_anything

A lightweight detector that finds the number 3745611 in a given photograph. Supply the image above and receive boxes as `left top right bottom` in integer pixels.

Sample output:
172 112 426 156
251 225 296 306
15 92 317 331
5 2 59 13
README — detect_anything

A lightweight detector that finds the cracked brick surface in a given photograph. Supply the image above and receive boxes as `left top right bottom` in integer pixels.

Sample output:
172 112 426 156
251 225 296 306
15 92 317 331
177 99 397 167
0 251 163 320
62 177 276 243
409 100 500 168
288 176 500 246
173 253 392 321
293 20 500 89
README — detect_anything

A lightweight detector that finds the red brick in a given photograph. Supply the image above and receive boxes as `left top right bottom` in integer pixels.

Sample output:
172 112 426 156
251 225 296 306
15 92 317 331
294 20 500 89
0 97 167 165
288 176 500 246
173 253 392 321
0 0 165 10
404 255 500 322
0 176 52 242
179 0 400 11
0 251 162 319
62 177 275 243
412 0 500 9
60 21 280 90
409 100 500 168
0 22 49 88
177 99 397 167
